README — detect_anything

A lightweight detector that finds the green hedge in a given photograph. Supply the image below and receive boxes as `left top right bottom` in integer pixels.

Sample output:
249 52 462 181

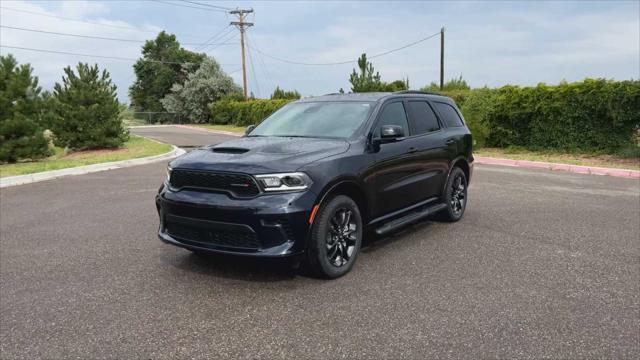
209 99 293 126
440 79 639 152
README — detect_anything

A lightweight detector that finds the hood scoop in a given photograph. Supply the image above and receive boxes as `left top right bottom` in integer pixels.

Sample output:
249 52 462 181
211 147 249 154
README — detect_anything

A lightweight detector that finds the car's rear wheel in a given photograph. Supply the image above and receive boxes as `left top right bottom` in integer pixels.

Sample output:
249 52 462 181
304 195 362 278
440 167 468 222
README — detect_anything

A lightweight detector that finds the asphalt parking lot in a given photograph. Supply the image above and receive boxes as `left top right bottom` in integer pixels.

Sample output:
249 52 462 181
1 126 638 359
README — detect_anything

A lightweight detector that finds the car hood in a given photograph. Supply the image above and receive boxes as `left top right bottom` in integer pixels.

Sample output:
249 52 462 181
169 136 350 174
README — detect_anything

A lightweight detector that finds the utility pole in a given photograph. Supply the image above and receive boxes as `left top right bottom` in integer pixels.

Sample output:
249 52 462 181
230 8 254 100
440 26 445 91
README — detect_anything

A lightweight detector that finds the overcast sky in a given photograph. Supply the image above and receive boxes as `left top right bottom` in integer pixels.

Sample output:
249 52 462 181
1 0 638 103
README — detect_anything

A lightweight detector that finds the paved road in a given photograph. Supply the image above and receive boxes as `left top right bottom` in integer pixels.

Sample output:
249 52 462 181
1 126 639 359
131 125 236 149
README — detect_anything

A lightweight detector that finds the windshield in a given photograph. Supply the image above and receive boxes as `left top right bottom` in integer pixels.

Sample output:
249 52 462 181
249 101 374 138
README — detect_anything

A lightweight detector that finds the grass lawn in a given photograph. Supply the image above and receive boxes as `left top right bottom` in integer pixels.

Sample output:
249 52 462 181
192 124 246 134
0 135 173 177
475 147 640 170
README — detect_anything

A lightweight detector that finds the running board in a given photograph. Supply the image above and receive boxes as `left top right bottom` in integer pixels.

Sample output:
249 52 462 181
374 203 447 236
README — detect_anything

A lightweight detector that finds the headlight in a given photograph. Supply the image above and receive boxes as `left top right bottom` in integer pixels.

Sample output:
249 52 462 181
255 172 312 192
166 166 172 182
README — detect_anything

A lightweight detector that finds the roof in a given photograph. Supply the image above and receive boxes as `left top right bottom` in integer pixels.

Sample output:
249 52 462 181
298 91 454 103
299 92 392 102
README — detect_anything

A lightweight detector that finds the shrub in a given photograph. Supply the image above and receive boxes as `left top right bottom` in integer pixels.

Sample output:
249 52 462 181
437 79 639 153
0 54 51 163
161 57 241 123
0 116 50 163
209 99 293 126
51 63 128 150
482 79 640 152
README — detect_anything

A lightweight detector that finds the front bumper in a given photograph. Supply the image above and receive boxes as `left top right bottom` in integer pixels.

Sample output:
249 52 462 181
156 183 317 257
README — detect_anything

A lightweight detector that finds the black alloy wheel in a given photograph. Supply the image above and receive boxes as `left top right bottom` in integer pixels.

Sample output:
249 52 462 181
305 195 362 278
441 167 468 222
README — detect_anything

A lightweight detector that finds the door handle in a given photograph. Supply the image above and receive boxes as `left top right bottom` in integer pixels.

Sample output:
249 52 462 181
445 139 455 145
407 147 418 154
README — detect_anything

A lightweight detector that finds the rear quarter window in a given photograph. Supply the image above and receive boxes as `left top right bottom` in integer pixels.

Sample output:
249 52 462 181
434 102 464 128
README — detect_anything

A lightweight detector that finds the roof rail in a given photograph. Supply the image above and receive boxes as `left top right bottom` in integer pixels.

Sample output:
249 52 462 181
393 90 441 95
322 92 344 96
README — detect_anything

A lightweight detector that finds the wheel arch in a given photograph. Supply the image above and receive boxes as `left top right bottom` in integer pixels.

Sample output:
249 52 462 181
314 178 369 224
441 156 471 197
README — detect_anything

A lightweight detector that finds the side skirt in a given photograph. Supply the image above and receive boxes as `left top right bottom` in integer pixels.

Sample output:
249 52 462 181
373 202 447 236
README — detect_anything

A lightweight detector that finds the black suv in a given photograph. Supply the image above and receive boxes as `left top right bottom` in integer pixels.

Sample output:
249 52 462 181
156 91 473 278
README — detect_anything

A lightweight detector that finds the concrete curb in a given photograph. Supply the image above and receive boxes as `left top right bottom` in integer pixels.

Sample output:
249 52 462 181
475 156 640 179
1 145 186 188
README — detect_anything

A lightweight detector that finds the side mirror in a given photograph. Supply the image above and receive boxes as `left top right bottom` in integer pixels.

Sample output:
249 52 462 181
245 125 256 135
378 125 404 143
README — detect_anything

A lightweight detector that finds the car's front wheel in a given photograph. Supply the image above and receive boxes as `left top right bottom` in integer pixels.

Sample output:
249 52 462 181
304 195 362 278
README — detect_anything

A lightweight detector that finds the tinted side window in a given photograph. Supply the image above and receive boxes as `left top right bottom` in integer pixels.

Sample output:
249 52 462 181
434 102 464 127
408 101 440 134
378 102 409 136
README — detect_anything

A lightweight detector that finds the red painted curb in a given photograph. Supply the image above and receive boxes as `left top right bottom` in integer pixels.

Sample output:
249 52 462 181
475 156 640 179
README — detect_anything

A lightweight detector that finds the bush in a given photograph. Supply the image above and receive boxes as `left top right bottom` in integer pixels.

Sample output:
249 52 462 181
482 79 639 152
209 99 293 126
0 116 50 163
438 79 639 153
51 63 128 150
161 57 241 123
0 54 51 163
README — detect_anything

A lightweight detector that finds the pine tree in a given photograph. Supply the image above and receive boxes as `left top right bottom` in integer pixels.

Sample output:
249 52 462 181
0 54 51 163
349 54 383 92
52 63 128 150
270 86 301 100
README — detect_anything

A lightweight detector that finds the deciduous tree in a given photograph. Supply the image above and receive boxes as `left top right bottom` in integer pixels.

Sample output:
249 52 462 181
129 32 205 113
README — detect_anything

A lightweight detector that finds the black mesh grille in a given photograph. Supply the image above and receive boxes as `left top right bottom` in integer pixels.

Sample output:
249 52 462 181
169 170 260 197
166 222 260 249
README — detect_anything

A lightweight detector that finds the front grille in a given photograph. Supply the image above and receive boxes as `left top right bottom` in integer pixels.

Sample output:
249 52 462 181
166 222 260 249
169 170 260 197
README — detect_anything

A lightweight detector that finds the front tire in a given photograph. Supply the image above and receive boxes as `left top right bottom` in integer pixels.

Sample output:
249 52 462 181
304 195 362 279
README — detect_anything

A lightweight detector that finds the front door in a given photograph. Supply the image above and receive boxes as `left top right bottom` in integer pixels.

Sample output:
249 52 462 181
371 100 424 218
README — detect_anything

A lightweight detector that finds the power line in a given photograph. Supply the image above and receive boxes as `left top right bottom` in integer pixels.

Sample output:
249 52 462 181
200 27 236 52
0 25 234 47
369 31 441 59
0 44 235 66
178 0 233 11
246 33 275 94
151 0 228 13
245 40 261 98
205 30 239 53
0 5 200 40
248 31 441 66
194 24 231 51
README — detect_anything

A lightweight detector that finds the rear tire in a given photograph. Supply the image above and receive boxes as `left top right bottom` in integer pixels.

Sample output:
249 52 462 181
439 167 468 222
303 195 362 279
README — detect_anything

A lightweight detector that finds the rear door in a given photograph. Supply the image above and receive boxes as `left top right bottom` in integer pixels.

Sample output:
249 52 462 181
404 99 451 198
